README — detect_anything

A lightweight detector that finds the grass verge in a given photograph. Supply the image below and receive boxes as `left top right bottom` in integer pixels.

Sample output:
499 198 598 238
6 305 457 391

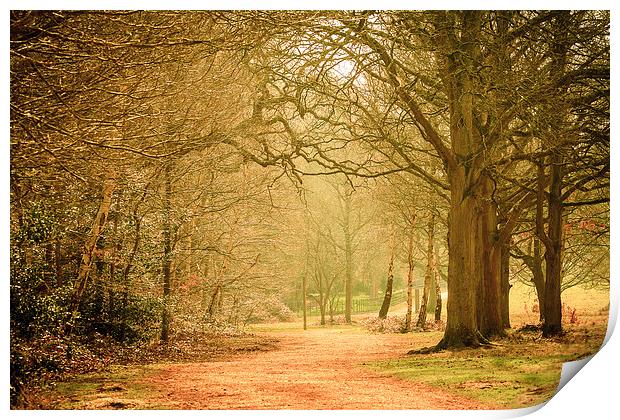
366 325 605 409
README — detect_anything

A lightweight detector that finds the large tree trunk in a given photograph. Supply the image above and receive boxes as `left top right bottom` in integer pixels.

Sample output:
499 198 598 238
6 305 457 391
433 12 487 349
65 169 116 334
478 175 504 338
540 13 569 337
542 153 564 336
438 168 485 348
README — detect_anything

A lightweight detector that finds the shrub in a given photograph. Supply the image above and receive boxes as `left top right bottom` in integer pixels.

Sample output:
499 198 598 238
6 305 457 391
362 315 407 333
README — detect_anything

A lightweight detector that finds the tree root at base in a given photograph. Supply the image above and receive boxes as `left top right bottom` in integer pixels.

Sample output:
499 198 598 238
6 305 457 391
406 331 497 354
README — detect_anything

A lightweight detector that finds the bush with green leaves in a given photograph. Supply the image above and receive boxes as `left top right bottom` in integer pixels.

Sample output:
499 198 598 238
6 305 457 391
77 289 163 343
11 203 69 339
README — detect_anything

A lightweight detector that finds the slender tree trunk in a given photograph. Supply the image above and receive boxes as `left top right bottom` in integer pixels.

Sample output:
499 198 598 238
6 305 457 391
531 237 546 323
370 276 378 299
161 163 173 343
405 229 415 331
344 195 353 324
417 281 430 328
302 236 310 330
378 263 394 319
108 208 119 321
427 269 437 315
434 254 442 322
302 274 307 330
207 285 219 318
120 234 138 341
217 285 224 311
500 243 511 328
378 230 396 319
120 194 144 342
109 258 115 316
44 242 54 286
93 247 105 326
417 214 435 328
319 295 326 326
187 218 196 278
54 237 62 287
201 256 211 310
65 169 116 334
414 288 420 313
318 270 326 326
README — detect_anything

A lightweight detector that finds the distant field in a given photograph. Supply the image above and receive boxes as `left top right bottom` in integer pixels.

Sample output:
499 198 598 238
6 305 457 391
509 282 609 329
268 283 610 332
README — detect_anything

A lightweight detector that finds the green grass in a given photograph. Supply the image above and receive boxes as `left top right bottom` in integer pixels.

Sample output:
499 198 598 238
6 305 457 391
43 364 170 409
248 317 370 333
367 351 583 409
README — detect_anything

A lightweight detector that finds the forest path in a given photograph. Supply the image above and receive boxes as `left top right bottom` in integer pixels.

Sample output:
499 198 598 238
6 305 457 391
139 326 489 409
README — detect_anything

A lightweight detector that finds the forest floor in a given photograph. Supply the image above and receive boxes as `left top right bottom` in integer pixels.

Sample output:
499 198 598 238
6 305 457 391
33 284 609 410
35 326 487 409
36 319 606 410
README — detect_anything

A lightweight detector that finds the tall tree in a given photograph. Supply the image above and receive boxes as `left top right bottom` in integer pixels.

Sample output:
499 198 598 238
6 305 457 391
378 228 396 319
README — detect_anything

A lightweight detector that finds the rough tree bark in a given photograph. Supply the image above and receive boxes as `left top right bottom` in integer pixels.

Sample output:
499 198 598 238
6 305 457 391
542 153 565 336
65 169 116 334
539 12 571 337
431 11 490 349
478 175 504 338
353 13 487 347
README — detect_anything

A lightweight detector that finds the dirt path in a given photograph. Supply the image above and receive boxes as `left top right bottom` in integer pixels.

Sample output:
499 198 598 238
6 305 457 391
141 327 489 409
